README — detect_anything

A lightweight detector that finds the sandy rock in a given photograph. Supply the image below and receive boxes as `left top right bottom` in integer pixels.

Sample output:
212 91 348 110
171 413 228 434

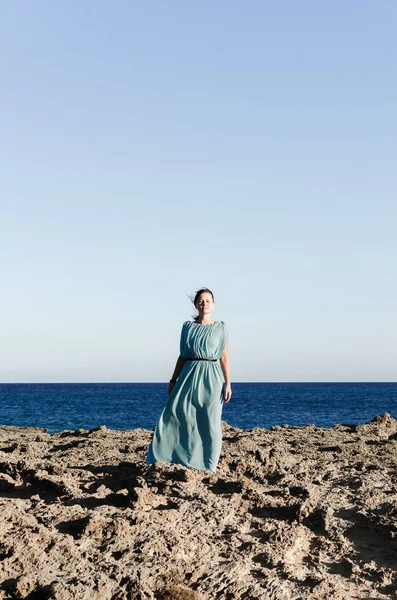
0 474 16 493
0 414 397 598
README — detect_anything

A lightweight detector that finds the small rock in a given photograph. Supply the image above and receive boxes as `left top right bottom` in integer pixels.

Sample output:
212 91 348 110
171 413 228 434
0 473 16 492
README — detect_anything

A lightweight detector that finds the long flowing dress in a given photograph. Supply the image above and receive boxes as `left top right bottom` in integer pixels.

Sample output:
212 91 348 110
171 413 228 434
146 320 227 472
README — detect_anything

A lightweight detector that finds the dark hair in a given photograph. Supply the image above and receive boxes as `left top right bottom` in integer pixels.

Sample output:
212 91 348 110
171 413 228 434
190 288 215 322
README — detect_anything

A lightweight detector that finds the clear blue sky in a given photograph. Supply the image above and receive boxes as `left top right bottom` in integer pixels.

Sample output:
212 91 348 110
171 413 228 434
1 2 396 382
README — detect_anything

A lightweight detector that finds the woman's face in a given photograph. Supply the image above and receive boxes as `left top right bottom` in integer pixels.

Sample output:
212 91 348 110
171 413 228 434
196 292 214 314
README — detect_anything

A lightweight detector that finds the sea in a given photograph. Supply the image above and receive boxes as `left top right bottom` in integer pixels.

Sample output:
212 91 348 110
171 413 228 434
0 382 396 435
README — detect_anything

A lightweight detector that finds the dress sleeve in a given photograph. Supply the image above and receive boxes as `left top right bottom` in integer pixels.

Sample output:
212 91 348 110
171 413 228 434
221 322 227 355
179 321 189 356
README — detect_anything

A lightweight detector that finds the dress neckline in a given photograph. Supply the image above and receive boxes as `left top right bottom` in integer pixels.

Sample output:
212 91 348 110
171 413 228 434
193 321 217 326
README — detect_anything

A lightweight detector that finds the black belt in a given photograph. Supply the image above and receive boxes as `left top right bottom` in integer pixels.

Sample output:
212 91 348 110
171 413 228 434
186 357 218 362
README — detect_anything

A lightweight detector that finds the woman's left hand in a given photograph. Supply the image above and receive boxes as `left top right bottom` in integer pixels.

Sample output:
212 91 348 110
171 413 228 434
223 384 232 403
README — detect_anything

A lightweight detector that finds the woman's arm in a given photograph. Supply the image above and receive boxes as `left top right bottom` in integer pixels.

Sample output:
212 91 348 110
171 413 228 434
220 336 232 403
168 355 187 395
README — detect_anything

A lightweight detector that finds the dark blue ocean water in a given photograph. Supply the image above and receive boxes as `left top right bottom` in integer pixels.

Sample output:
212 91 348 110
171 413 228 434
0 383 396 435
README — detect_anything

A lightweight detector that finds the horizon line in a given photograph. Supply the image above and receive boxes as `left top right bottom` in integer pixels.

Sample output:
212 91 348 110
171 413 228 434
1 381 396 385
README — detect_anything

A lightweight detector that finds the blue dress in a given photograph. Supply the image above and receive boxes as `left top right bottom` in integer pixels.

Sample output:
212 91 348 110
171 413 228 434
146 320 227 472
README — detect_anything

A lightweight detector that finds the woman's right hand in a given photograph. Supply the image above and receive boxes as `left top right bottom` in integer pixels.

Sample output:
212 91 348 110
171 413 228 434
168 382 176 395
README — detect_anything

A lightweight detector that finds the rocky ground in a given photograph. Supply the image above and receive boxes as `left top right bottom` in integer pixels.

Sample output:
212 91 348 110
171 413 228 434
1 414 397 599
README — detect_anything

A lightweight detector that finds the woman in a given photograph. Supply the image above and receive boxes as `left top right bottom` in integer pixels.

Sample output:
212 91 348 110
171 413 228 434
146 288 232 472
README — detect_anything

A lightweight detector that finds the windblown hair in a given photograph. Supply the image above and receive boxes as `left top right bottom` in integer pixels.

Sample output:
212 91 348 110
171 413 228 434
190 288 215 322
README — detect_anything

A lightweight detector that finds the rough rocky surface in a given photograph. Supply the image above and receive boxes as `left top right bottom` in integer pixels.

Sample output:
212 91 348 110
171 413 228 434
1 414 397 599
